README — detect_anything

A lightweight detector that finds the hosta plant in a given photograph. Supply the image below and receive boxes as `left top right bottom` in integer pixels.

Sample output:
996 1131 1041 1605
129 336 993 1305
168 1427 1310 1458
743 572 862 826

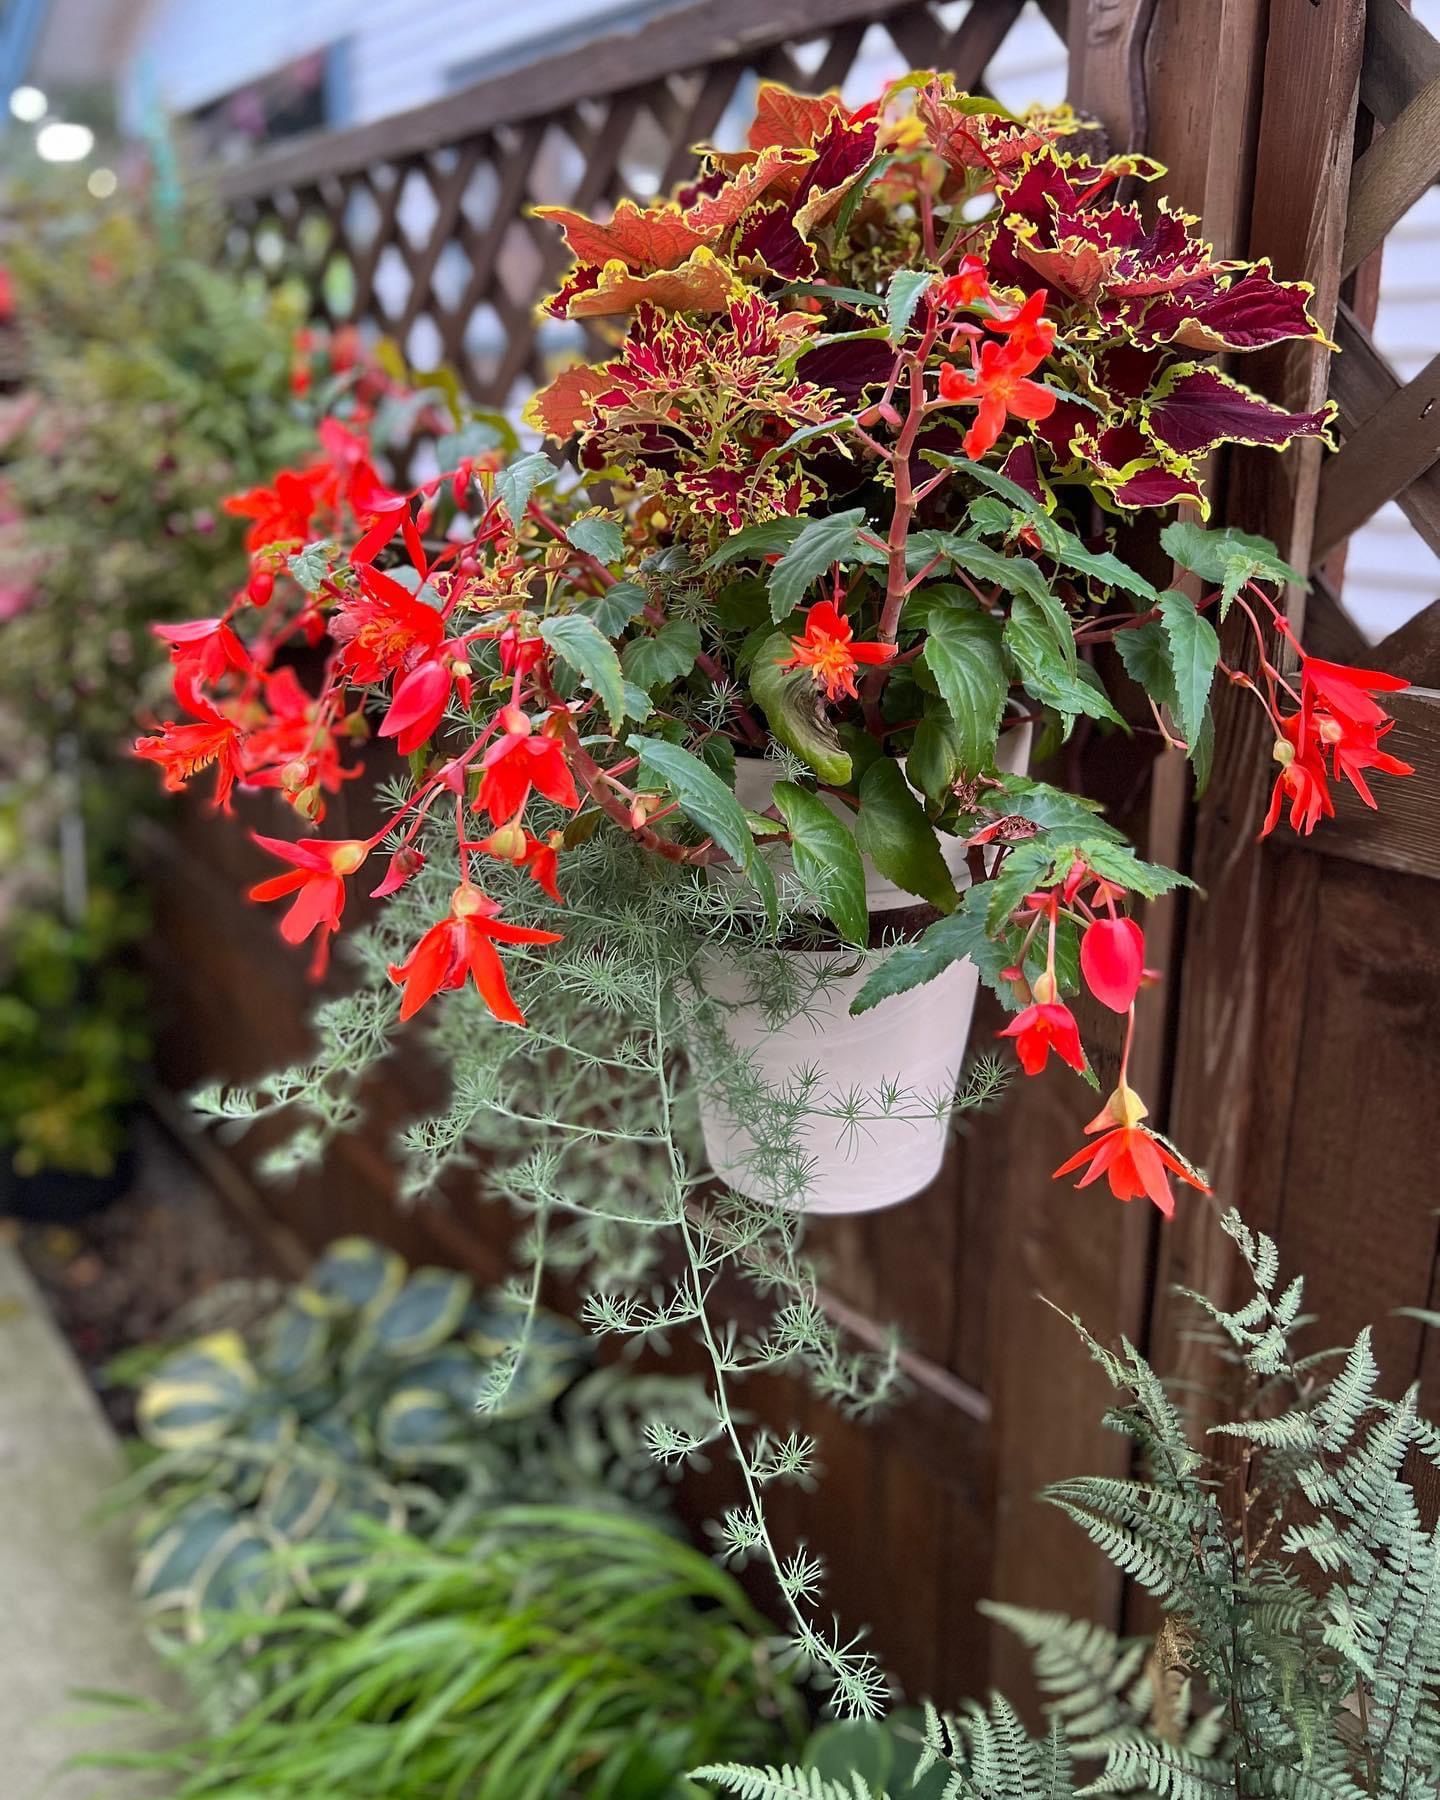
123 1236 712 1637
699 1211 1440 1798
134 79 1411 1704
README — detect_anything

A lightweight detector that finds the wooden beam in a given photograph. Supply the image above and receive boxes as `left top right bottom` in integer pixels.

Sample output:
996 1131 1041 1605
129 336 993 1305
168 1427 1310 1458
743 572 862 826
1313 351 1440 559
1329 305 1440 558
215 0 977 200
1343 65 1440 275
1361 0 1440 127
1066 0 1158 148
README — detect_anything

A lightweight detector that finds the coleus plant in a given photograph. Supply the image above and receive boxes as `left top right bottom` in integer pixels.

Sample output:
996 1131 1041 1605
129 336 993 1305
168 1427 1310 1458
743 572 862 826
135 75 1411 1220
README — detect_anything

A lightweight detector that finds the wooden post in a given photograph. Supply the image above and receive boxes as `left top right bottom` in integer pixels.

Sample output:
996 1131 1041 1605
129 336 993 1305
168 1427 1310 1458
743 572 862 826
1147 0 1367 1383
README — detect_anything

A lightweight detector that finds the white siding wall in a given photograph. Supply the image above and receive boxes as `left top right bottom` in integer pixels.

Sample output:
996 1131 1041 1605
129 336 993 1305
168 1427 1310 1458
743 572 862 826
119 0 683 130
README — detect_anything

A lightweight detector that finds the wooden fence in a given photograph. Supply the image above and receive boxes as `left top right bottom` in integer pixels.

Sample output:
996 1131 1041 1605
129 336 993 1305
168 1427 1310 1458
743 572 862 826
154 0 1440 1708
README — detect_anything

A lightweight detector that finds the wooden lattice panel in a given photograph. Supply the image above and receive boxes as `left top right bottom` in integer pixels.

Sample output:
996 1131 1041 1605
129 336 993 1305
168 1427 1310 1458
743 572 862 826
1309 0 1440 697
219 0 1066 412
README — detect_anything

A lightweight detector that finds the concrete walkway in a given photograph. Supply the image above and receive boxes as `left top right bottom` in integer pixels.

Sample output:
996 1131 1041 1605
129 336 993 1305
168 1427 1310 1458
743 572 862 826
0 1242 180 1797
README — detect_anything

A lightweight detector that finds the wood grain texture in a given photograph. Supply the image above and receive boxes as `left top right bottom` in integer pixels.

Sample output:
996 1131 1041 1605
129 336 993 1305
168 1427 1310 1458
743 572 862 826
1363 0 1440 125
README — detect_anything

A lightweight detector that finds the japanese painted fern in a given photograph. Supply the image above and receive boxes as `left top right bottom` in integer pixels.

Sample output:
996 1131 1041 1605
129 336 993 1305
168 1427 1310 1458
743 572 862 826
700 1209 1440 1797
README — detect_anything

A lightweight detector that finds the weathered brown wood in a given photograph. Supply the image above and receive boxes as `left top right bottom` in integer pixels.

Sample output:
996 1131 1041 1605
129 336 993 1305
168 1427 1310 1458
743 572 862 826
1373 596 1440 686
1067 0 1158 147
1363 0 1440 125
1312 352 1440 559
1343 65 1440 275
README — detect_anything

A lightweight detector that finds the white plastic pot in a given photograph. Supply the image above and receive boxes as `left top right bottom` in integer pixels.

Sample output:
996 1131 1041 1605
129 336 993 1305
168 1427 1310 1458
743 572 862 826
693 725 1032 1215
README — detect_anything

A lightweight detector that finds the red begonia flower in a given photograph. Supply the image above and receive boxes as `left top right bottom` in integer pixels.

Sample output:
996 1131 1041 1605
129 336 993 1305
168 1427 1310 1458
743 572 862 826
1080 916 1146 1014
333 565 445 682
248 835 368 977
937 338 1058 459
998 1000 1086 1076
475 708 580 825
134 697 245 812
937 255 990 309
1052 1083 1210 1218
778 600 897 703
1260 713 1334 838
153 617 249 696
388 885 563 1025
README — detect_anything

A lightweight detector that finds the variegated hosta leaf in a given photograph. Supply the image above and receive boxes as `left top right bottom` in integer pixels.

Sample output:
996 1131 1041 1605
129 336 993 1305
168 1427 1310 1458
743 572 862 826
375 1387 465 1463
137 1331 258 1449
357 1267 474 1361
256 1299 331 1386
133 1495 241 1608
258 1461 341 1540
297 1235 406 1318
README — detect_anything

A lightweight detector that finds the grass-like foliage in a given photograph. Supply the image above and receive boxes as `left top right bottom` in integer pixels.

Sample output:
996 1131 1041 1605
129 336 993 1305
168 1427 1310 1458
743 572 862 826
194 822 1008 1712
85 1504 806 1799
701 1210 1440 1797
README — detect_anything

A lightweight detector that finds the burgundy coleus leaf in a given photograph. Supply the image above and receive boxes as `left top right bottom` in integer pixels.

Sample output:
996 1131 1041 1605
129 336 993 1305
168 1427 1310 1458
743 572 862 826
794 335 896 402
1081 916 1146 1013
1146 366 1335 457
734 201 817 281
1137 262 1325 352
791 114 879 235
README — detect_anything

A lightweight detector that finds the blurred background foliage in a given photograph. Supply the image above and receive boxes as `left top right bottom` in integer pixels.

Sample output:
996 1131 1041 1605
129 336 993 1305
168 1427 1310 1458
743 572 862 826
0 166 316 1190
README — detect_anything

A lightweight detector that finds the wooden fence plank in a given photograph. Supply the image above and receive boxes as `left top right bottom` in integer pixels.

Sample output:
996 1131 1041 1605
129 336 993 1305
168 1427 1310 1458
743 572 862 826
1329 304 1440 558
215 0 997 201
1313 351 1440 558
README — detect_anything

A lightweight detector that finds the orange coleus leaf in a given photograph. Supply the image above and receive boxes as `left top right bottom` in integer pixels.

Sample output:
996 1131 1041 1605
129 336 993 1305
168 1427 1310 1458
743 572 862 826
523 361 613 440
533 198 708 273
681 144 808 236
1009 226 1121 307
562 248 742 319
747 83 849 151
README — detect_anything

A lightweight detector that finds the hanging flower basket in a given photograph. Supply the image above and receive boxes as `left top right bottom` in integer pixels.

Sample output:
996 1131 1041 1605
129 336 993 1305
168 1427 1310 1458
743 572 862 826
136 75 1411 1227
693 724 1030 1213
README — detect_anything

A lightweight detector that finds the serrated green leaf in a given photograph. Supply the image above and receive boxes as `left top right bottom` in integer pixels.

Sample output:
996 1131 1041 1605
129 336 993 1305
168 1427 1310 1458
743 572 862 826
918 595 1008 776
540 613 627 727
701 519 804 571
989 775 1125 841
771 782 869 946
1157 588 1220 756
886 269 933 342
633 737 777 923
766 509 873 621
564 514 624 563
913 531 1059 616
1160 520 1303 614
1005 597 1124 727
1115 619 1177 710
907 713 964 802
621 619 701 691
854 759 958 912
851 887 1007 1015
581 579 650 638
747 629 852 785
494 451 554 524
